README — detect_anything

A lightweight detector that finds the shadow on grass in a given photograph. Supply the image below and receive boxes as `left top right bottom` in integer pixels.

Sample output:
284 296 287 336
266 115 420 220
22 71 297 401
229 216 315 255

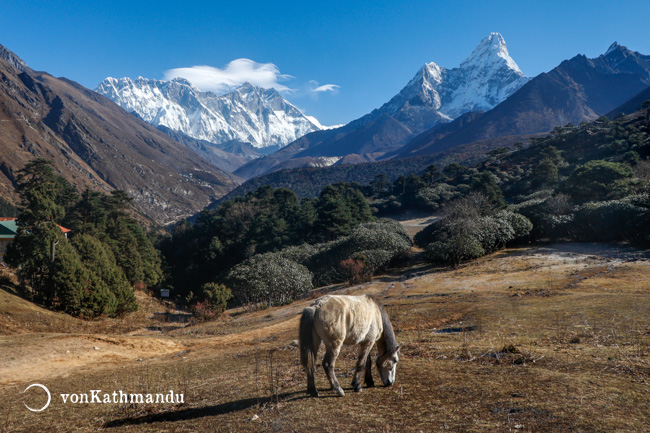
103 391 330 428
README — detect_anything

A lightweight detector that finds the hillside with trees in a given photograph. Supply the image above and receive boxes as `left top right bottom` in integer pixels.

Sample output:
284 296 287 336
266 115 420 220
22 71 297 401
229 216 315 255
5 159 162 317
158 183 411 309
396 108 650 264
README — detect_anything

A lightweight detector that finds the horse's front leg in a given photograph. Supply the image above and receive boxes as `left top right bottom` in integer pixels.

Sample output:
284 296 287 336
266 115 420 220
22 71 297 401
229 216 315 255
352 342 374 392
322 341 345 396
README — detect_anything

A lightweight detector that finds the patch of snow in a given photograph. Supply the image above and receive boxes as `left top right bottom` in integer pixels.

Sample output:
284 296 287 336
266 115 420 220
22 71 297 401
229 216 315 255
308 156 342 167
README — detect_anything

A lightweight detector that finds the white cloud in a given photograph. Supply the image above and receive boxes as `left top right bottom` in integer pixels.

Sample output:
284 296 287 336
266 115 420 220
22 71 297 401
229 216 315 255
312 84 340 93
164 59 295 94
307 80 340 94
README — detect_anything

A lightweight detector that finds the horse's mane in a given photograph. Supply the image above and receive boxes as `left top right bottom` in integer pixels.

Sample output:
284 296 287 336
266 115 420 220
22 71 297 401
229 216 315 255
369 295 399 355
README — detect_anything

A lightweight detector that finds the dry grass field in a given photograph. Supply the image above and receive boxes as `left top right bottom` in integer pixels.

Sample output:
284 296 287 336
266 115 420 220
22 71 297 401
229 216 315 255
1 243 649 432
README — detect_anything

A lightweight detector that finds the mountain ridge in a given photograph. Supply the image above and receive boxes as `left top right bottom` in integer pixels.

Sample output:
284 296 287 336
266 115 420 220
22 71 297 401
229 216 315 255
0 44 237 225
95 76 325 154
394 42 650 158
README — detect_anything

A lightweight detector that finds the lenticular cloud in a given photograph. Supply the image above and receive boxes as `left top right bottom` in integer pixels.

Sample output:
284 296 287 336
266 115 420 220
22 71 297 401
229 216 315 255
164 59 295 94
312 84 340 93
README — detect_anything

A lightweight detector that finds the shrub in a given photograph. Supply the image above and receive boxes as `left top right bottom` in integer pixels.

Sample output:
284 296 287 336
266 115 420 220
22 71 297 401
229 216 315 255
190 300 221 322
422 210 532 267
514 195 574 241
227 253 313 307
564 160 634 202
414 184 460 210
199 282 232 315
426 232 485 266
308 219 411 286
275 243 319 266
572 197 650 243
354 249 394 274
340 258 369 285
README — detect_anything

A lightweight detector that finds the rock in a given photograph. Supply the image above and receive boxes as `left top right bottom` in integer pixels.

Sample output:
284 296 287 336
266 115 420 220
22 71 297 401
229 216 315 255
250 414 259 422
514 424 524 429
93 346 99 351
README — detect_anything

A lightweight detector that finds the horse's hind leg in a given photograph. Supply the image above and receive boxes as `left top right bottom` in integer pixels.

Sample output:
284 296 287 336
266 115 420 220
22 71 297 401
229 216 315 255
307 332 321 397
364 350 375 388
352 342 374 392
322 340 345 396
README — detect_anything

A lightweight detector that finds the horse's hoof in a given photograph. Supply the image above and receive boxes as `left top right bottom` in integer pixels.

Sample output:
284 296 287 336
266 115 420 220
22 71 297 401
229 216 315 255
308 388 319 397
365 380 375 388
335 388 345 397
352 382 362 392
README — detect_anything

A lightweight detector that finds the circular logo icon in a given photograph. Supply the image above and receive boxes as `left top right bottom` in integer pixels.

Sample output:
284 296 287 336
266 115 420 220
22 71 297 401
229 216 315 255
23 383 51 412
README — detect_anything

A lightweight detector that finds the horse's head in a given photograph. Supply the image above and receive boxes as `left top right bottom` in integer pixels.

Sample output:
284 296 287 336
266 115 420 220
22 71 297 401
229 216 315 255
376 344 401 386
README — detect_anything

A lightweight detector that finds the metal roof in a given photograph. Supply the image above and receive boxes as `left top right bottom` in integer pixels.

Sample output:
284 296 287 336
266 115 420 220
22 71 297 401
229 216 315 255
0 219 18 238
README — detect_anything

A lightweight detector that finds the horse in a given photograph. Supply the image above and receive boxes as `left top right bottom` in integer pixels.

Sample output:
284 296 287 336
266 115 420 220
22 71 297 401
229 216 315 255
299 294 401 397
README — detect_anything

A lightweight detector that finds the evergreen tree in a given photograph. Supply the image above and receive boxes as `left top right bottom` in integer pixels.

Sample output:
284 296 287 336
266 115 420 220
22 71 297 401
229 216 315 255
471 172 505 208
52 240 117 318
5 159 78 304
71 234 137 315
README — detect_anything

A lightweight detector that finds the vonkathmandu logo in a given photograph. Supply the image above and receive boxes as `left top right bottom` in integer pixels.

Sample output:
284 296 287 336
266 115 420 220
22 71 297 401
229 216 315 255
23 384 51 412
23 384 183 412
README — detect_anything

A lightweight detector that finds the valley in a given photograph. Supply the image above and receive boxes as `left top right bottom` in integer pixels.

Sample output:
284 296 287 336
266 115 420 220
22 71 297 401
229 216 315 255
1 16 649 432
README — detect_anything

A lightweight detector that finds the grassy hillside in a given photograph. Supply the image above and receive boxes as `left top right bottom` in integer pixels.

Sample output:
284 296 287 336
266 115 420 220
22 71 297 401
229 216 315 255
1 243 648 432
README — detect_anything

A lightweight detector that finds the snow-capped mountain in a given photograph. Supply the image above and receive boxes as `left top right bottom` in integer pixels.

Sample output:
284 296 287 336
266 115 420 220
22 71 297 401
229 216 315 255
234 33 530 179
95 78 325 150
375 32 529 130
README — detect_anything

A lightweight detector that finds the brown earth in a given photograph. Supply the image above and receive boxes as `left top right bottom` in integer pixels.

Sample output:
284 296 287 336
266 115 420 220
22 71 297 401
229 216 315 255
0 242 649 432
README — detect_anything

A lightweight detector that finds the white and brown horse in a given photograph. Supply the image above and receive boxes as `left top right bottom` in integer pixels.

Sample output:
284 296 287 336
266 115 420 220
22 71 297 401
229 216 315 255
299 294 401 397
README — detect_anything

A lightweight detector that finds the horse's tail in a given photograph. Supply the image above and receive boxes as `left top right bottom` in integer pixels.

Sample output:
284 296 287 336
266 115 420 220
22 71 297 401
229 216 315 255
299 306 317 371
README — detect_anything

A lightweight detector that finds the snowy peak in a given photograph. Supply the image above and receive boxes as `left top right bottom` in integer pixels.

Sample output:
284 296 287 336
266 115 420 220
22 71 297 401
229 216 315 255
461 32 524 76
374 33 530 129
95 77 324 150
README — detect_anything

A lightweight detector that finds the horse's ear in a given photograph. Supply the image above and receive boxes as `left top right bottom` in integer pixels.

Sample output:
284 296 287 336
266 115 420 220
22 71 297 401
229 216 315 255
393 344 402 355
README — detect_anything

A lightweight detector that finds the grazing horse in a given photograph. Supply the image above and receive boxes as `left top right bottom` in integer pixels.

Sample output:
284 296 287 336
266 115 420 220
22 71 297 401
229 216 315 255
299 294 401 397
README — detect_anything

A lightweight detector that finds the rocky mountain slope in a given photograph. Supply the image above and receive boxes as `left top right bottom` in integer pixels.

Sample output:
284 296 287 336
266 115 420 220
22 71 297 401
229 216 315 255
0 44 237 225
235 33 529 179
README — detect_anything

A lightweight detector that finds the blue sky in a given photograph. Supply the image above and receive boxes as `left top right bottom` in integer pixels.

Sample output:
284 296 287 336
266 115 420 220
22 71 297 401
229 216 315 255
1 0 648 125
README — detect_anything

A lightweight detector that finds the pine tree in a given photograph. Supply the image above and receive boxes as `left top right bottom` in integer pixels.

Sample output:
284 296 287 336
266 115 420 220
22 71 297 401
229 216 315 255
5 159 79 304
71 234 137 315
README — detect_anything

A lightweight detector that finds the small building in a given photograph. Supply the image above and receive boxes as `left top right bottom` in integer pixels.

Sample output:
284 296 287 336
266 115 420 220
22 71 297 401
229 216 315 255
0 218 18 263
0 218 71 263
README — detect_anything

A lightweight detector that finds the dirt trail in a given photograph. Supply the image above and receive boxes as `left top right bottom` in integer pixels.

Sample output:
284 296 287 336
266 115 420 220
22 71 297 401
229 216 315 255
0 333 182 387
